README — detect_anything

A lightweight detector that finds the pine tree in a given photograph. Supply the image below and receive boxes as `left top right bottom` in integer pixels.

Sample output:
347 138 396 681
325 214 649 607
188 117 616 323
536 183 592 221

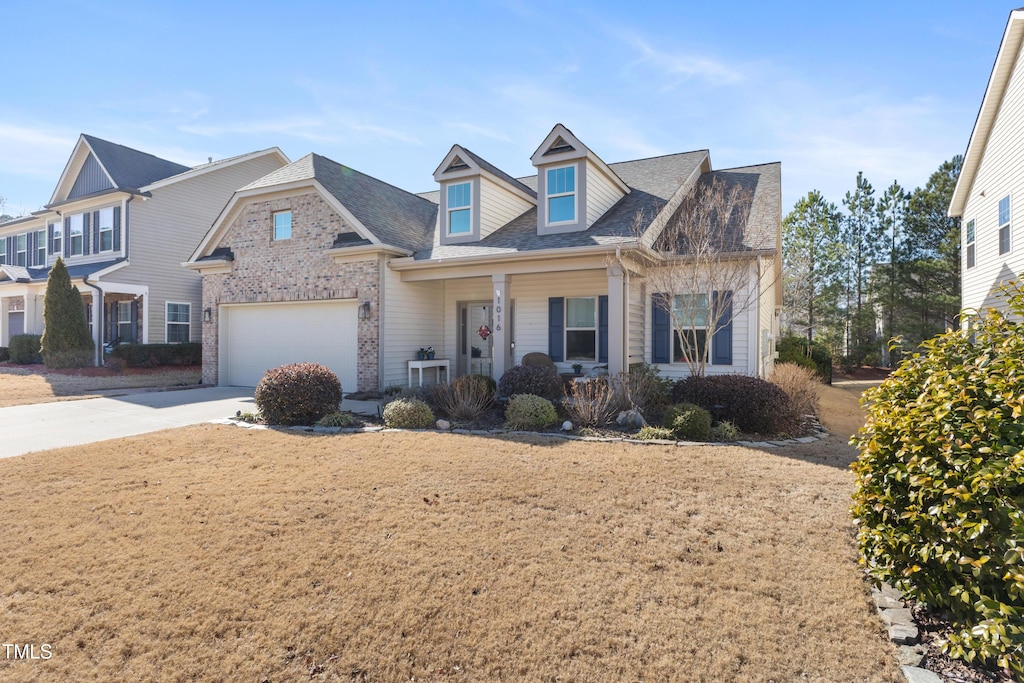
40 257 95 368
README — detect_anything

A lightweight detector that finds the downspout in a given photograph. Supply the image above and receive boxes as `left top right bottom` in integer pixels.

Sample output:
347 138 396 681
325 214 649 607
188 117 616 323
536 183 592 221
80 275 104 367
755 254 763 377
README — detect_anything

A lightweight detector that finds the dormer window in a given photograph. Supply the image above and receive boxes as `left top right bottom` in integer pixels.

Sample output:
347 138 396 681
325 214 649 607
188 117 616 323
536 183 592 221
546 165 576 224
447 182 472 235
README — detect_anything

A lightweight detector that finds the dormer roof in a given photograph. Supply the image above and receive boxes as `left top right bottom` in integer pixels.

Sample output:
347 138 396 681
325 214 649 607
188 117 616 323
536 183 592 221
433 144 537 200
530 123 630 195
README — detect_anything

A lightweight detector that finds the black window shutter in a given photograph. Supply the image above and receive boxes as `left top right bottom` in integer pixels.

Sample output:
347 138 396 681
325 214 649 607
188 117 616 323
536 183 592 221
26 232 35 266
130 301 139 343
92 211 100 253
47 223 54 256
108 302 117 344
5 236 12 264
598 295 608 364
64 217 71 257
711 290 733 365
548 297 564 362
113 206 121 251
651 294 671 364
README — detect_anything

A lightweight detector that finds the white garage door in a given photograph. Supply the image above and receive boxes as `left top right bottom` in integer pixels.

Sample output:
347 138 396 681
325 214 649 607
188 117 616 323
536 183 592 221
222 301 358 390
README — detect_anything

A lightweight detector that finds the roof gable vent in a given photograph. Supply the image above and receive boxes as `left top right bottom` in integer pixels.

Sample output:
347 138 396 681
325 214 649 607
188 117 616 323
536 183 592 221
544 136 576 156
444 155 471 173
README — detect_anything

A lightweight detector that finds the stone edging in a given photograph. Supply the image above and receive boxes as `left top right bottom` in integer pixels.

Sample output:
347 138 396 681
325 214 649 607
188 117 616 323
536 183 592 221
871 582 943 682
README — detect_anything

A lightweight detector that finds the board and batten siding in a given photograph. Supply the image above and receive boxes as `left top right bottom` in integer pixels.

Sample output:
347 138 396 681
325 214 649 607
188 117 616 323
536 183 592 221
380 264 443 388
116 154 286 343
962 37 1024 312
479 176 534 240
584 160 626 229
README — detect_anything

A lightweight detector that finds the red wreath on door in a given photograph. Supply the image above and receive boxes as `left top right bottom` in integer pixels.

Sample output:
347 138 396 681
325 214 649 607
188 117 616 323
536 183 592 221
477 324 491 340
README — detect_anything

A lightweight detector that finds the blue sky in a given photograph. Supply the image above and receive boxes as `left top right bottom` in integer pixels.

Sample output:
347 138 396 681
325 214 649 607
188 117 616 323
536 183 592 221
0 1 1012 218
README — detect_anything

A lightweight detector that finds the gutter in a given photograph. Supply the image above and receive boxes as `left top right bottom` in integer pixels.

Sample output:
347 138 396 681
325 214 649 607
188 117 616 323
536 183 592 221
388 241 642 272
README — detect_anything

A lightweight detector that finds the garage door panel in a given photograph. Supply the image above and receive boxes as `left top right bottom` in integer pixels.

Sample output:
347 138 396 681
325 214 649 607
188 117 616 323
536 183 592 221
224 302 358 390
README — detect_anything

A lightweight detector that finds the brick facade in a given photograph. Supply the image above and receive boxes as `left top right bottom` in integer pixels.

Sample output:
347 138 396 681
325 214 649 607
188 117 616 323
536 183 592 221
200 191 380 390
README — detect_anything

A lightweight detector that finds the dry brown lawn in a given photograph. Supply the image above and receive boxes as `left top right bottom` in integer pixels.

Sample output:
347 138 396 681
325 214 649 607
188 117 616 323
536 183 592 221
0 382 897 682
0 366 201 408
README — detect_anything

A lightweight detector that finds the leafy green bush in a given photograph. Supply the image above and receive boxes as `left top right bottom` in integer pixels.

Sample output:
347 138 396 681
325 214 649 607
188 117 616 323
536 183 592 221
498 364 562 401
314 411 360 428
433 375 495 420
109 343 202 367
777 333 832 383
710 420 740 442
0 347 8 362
504 394 557 430
636 426 675 441
671 374 795 435
40 258 94 369
661 402 711 441
9 335 42 364
382 397 435 429
254 362 342 426
851 280 1024 675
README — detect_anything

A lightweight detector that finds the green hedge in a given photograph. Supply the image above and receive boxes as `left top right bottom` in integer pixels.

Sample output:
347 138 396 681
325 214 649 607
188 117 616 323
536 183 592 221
777 334 832 383
9 335 43 364
0 347 8 362
109 343 202 367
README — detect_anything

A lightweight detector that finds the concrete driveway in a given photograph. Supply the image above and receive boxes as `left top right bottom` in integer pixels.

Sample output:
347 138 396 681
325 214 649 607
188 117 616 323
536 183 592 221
0 387 257 459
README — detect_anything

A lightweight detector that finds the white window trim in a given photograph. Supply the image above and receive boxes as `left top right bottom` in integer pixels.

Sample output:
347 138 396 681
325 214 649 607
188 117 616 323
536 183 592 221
671 293 710 364
97 207 114 252
69 214 84 256
999 196 1012 256
965 219 976 269
0 238 6 265
565 295 598 362
34 229 46 266
446 182 473 236
50 222 62 256
273 210 292 241
15 233 27 267
545 163 578 227
165 301 191 344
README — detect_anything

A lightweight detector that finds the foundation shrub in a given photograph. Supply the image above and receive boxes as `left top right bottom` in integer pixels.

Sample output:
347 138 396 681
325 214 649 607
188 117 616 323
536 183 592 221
851 281 1024 676
0 346 8 362
710 420 740 442
109 343 202 367
563 377 618 428
498 364 562 401
9 335 42 364
314 411 361 428
254 362 342 426
504 394 557 430
636 426 675 441
661 402 712 441
769 362 821 431
382 398 434 429
671 374 794 435
433 375 495 420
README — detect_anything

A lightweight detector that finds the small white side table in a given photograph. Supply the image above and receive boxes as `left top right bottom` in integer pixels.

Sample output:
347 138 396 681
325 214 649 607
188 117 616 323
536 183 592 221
408 359 450 387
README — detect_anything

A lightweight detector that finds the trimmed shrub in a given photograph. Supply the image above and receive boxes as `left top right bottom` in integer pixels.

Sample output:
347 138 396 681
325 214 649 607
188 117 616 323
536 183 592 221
382 398 434 429
504 394 557 430
777 334 832 383
433 375 495 420
315 411 361 428
671 374 794 435
254 362 342 426
40 257 94 368
0 346 8 362
109 343 202 367
769 362 820 431
661 402 711 441
611 363 672 423
851 281 1024 676
636 426 675 441
563 377 618 428
710 420 740 442
9 335 43 364
498 364 562 401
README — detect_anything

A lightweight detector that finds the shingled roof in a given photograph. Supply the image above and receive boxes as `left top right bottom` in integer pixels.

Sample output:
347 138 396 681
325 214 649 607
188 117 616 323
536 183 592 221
242 154 438 252
82 135 191 190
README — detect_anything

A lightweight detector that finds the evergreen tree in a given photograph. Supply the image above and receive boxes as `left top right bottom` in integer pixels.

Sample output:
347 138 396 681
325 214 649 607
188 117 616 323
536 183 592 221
874 181 908 364
40 257 95 368
842 172 883 364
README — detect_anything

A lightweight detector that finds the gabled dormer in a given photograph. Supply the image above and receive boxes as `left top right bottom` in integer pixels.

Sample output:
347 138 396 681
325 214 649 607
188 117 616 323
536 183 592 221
433 145 536 246
530 124 630 235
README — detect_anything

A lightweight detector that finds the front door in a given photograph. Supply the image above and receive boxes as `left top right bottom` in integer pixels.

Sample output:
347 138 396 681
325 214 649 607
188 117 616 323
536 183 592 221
460 302 493 377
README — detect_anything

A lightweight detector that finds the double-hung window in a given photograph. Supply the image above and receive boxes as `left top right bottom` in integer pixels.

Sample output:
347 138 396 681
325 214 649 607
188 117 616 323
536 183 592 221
672 294 709 362
965 219 976 269
16 233 27 267
546 165 576 224
35 230 45 265
999 196 1012 255
50 221 62 256
166 302 191 343
118 302 133 342
98 208 114 251
69 214 84 256
565 296 597 361
273 211 292 240
447 183 471 235
0 238 6 265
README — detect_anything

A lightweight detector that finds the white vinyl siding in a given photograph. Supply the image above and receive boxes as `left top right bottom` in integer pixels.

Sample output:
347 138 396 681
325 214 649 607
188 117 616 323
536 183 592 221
584 159 628 228
380 265 444 389
478 176 534 240
628 280 645 365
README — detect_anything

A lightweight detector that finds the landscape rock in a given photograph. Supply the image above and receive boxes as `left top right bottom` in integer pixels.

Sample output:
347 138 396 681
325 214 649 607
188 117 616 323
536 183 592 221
888 622 919 645
436 419 451 430
616 409 646 429
880 608 914 626
900 666 943 683
561 420 573 431
896 645 924 667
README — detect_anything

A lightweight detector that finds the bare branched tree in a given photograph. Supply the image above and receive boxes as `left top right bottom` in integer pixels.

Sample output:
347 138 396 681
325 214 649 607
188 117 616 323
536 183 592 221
642 174 776 376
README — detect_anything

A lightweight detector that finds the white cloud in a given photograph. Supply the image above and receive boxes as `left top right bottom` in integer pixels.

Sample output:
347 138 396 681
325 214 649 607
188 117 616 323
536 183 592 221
612 29 744 87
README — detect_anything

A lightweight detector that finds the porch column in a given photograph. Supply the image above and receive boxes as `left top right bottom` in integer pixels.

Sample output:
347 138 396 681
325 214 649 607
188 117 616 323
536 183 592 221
606 264 625 375
24 294 41 335
492 273 508 380
0 296 8 346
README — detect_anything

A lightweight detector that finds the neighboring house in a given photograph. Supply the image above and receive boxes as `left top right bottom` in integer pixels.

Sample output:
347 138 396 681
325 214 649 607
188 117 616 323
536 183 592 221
186 124 781 391
950 9 1024 312
0 135 288 362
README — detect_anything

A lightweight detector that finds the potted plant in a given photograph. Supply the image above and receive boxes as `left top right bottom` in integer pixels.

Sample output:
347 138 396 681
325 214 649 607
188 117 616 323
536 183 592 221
416 347 427 361
572 363 583 375
426 346 435 360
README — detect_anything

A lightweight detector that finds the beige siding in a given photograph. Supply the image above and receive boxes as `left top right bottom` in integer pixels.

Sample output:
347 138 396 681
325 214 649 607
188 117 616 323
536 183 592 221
114 154 285 344
759 257 778 377
440 277 494 367
479 176 534 239
628 278 645 365
381 263 443 388
963 39 1024 312
585 160 626 228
